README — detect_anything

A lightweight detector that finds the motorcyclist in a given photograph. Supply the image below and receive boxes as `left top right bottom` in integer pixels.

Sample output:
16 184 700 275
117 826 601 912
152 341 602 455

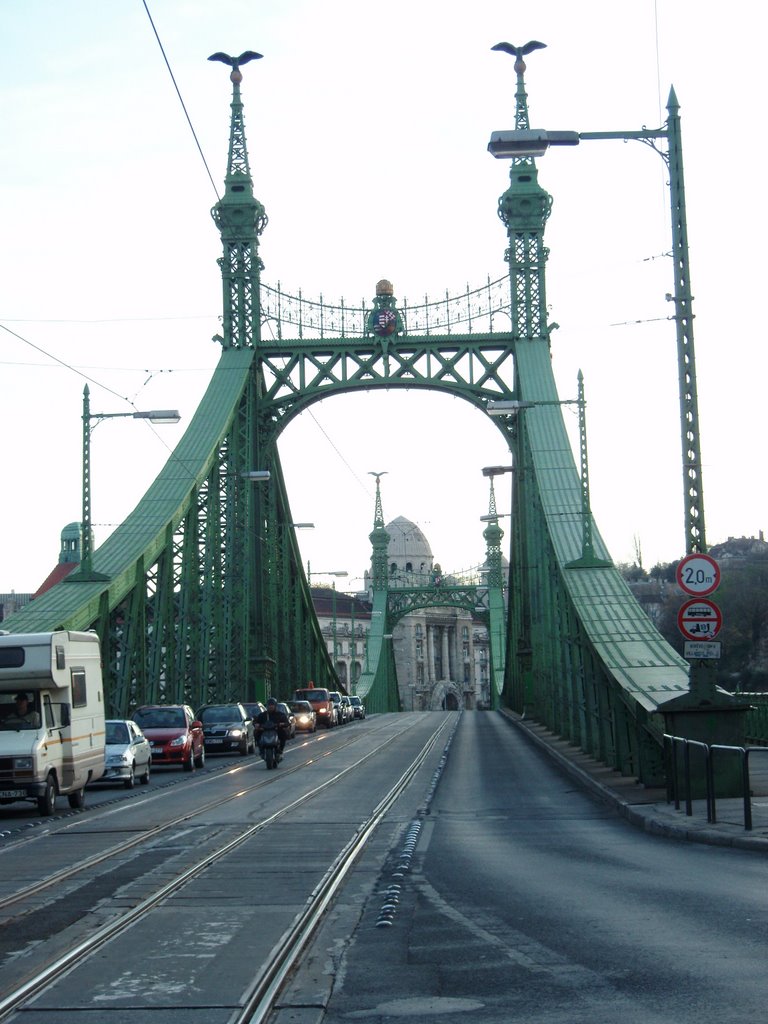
254 697 291 757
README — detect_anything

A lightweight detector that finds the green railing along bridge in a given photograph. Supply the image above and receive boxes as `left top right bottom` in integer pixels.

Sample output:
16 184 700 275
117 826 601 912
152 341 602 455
3 47 697 785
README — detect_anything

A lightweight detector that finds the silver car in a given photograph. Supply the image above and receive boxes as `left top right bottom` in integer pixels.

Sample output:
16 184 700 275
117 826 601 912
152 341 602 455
100 719 152 788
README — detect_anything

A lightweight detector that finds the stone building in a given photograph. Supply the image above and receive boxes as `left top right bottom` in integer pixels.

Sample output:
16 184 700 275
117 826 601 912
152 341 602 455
313 516 491 710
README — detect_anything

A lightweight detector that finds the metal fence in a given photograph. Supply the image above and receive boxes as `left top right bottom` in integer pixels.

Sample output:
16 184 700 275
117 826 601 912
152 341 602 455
664 733 768 831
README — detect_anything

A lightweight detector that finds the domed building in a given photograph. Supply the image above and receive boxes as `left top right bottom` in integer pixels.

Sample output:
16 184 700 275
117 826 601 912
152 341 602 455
385 517 490 710
354 516 492 710
385 516 434 585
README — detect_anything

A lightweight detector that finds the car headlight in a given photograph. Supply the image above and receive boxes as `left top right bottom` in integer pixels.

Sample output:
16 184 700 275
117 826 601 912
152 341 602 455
107 754 131 766
13 757 33 770
318 707 328 714
169 736 187 747
228 728 243 738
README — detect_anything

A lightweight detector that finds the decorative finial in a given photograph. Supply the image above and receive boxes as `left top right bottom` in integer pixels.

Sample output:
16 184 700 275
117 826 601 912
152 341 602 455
491 40 546 74
208 50 263 82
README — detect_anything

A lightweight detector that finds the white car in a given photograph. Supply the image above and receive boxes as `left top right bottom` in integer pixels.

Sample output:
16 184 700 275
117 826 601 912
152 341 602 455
100 719 152 788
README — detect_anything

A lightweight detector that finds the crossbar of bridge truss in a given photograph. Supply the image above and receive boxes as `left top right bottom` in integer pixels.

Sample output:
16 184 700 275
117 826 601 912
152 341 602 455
260 276 511 340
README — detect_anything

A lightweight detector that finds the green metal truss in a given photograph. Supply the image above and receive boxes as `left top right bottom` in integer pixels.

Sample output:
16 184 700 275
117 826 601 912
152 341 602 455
2 53 696 781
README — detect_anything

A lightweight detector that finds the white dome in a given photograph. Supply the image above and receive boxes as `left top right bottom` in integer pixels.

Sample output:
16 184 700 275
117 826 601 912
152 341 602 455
386 517 432 559
384 517 434 583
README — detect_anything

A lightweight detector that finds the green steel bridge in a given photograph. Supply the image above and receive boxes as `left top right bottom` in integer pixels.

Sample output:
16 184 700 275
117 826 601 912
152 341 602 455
2 49 699 786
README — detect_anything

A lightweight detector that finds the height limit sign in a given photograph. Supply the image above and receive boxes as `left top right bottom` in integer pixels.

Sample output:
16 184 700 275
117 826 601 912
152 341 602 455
676 553 721 597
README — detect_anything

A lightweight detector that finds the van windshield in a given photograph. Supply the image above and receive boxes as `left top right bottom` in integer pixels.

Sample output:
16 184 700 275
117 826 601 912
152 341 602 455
296 690 329 703
0 692 41 730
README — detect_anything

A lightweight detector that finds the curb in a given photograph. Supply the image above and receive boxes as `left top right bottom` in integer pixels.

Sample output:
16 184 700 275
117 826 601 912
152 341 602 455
501 709 768 854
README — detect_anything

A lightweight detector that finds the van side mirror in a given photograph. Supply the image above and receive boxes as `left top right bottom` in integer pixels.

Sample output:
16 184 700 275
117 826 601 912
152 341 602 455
61 703 71 728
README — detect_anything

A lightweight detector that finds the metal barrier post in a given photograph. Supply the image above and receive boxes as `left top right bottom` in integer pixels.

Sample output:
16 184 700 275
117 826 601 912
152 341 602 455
683 740 693 816
743 750 753 831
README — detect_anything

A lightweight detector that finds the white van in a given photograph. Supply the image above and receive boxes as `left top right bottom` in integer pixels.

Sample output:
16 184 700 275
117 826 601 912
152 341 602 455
0 630 106 815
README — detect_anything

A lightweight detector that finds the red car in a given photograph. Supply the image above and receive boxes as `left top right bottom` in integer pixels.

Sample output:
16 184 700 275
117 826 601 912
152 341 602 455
132 704 205 772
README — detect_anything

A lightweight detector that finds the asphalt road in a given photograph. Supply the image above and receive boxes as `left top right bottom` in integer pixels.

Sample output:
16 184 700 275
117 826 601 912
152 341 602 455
294 711 768 1024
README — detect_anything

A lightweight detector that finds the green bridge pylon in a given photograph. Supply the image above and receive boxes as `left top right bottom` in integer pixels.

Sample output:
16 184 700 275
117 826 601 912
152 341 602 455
3 46 693 785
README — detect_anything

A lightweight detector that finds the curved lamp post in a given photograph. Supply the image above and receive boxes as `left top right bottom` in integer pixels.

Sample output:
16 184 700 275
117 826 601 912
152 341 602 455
67 384 181 582
488 88 705 555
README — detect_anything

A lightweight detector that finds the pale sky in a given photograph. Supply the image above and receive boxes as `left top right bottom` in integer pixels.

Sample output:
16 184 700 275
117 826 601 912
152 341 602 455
1 0 764 595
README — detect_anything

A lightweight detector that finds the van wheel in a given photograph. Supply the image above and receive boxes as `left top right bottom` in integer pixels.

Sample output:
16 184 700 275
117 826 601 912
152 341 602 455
124 765 135 789
38 776 56 816
68 787 85 809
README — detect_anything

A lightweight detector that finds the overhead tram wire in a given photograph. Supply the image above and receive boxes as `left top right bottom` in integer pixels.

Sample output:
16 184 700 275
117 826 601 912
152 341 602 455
0 322 130 407
141 0 221 202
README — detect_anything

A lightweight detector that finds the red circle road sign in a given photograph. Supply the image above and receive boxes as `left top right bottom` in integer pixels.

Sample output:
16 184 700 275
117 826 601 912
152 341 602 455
677 598 723 641
676 553 721 596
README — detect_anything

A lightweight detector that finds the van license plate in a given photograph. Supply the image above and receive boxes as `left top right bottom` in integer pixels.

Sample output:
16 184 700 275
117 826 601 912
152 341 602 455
0 790 26 799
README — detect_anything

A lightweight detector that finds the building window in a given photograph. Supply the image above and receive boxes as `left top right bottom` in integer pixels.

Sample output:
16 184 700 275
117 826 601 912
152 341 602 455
462 626 469 640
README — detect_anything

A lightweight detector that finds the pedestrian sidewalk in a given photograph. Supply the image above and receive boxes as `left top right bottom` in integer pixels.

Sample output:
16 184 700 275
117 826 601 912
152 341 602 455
505 711 768 853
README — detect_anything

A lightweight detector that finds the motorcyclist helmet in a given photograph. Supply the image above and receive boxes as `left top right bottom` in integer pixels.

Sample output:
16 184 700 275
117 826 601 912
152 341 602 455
267 697 278 707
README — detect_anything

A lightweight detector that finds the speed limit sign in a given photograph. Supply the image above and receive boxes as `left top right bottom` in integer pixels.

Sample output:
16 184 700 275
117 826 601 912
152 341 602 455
676 553 721 597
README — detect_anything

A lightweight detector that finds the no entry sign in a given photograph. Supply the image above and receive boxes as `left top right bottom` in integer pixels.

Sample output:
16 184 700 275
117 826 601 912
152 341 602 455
676 553 721 597
677 598 722 641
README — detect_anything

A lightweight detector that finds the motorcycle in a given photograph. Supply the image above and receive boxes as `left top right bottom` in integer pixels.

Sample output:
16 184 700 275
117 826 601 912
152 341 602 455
259 725 281 769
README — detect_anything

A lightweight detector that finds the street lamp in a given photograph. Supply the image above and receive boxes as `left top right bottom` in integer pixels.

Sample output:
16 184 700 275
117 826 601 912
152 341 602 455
488 84 705 555
67 384 181 582
307 568 348 665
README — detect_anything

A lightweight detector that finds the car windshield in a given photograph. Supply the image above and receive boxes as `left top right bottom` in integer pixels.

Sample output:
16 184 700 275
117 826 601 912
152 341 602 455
106 722 130 744
134 708 185 728
200 707 238 723
350 698 361 705
290 702 311 712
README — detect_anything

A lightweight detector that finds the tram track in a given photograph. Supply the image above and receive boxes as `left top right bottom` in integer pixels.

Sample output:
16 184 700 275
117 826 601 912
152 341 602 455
0 716 397 915
0 713 453 1022
235 713 457 1024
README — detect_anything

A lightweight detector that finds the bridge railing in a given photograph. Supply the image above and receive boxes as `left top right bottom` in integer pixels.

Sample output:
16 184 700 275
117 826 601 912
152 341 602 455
260 276 510 340
664 734 768 831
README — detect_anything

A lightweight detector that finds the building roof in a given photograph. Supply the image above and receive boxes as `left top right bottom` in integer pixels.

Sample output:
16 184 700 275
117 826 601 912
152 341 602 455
310 587 371 619
385 516 433 560
33 561 78 599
